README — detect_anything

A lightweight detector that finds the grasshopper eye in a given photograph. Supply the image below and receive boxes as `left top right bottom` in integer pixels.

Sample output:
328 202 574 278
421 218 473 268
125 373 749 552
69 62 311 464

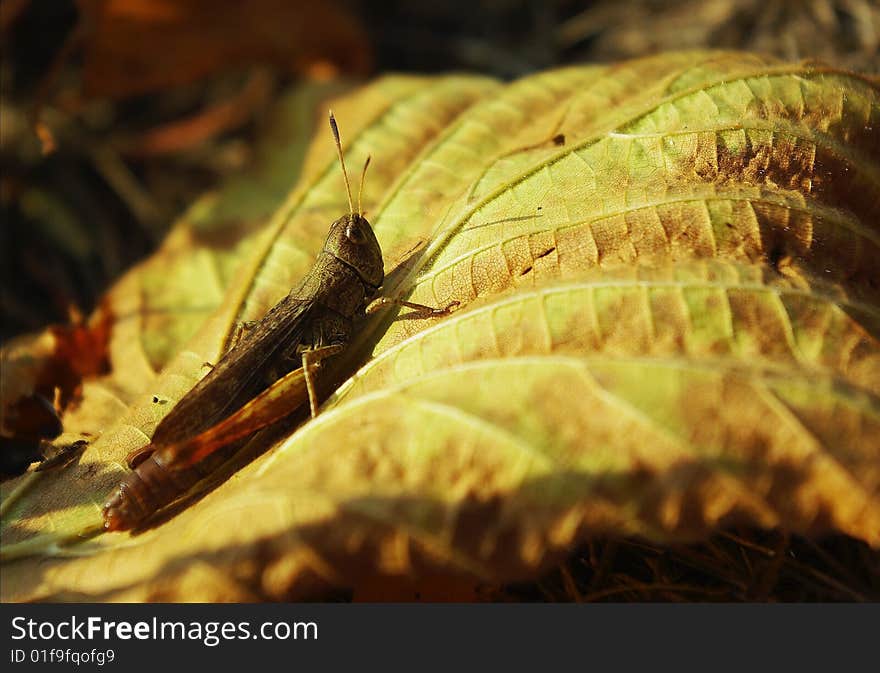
345 221 367 244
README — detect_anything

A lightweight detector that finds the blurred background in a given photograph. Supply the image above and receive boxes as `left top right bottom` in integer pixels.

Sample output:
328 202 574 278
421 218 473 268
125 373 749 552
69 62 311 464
2 0 878 341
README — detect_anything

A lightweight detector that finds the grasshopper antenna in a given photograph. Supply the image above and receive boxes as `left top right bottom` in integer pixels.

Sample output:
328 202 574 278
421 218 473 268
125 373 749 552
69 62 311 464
329 110 354 216
357 155 371 216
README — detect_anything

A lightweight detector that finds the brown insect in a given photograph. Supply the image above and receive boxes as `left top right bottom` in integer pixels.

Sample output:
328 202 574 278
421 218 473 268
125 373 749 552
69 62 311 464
103 112 453 531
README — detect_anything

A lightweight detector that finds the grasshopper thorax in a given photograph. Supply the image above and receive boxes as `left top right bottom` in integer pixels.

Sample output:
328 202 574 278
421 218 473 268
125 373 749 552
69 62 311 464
323 212 384 289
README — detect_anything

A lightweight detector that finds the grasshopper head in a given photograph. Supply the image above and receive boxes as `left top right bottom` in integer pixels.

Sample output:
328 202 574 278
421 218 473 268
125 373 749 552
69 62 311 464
325 112 383 289
323 212 384 289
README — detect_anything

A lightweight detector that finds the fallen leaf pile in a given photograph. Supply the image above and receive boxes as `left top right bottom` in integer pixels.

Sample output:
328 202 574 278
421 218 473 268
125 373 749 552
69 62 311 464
1 51 878 601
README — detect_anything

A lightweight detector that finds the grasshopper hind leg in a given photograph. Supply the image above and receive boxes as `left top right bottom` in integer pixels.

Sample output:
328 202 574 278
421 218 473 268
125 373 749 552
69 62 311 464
125 444 155 469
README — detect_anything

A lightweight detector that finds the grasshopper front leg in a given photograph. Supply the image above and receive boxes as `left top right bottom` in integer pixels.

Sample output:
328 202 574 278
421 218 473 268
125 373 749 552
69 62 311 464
300 344 345 418
367 296 459 316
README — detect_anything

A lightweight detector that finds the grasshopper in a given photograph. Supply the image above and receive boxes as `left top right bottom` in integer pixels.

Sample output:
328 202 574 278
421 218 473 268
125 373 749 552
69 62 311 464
103 112 453 531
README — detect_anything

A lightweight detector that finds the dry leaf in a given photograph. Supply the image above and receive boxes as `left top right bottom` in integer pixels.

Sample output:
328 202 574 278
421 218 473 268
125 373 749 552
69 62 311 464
1 51 878 601
77 0 372 99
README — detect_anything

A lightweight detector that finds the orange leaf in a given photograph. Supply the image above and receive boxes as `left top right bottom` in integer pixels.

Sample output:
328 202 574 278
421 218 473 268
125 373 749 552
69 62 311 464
78 0 372 99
